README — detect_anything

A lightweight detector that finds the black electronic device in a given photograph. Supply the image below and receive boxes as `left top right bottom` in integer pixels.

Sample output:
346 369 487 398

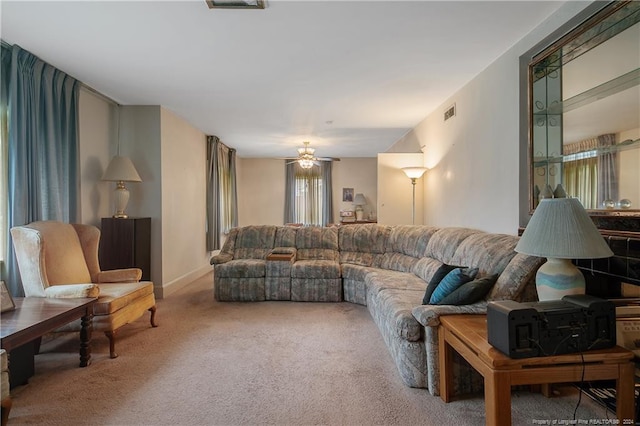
487 294 616 359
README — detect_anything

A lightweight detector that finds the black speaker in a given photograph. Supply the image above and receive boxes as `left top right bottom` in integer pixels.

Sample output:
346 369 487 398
487 295 616 359
487 299 539 359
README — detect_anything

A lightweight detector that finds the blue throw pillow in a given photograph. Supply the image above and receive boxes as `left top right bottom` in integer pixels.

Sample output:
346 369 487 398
429 267 479 304
437 274 498 305
422 264 458 305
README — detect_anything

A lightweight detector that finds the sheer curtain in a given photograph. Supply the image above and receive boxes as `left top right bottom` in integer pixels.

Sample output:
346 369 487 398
597 133 618 207
206 135 237 251
2 43 80 296
284 161 333 226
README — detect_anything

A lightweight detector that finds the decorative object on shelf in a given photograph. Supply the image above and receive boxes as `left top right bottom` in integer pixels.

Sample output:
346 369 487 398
402 167 428 225
617 199 632 209
516 198 613 301
553 184 567 198
602 199 616 209
540 184 554 200
339 210 355 223
102 155 142 219
353 193 367 221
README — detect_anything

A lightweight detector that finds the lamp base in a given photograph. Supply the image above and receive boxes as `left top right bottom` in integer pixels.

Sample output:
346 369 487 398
112 181 130 219
535 257 585 301
355 208 364 221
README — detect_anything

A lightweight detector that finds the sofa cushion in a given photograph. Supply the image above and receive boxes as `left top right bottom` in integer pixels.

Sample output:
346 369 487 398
295 226 339 261
233 225 277 260
422 263 458 304
429 267 478 304
437 274 498 305
341 263 379 282
450 233 519 276
489 253 544 302
367 287 425 342
291 260 341 279
215 259 266 278
385 225 439 259
93 281 154 316
339 224 390 267
366 269 427 295
425 228 482 265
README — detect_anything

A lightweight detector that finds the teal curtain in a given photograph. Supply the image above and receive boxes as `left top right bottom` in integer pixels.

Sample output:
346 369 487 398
2 43 80 296
206 135 237 251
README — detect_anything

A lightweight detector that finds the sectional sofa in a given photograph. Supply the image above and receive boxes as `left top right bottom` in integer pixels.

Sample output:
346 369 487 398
210 224 543 396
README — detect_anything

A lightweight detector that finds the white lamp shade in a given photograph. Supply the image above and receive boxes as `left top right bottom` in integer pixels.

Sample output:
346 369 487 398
102 156 142 182
353 193 367 205
515 198 612 259
402 167 428 179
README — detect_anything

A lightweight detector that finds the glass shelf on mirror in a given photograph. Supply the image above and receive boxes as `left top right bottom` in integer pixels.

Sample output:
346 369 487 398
533 68 640 116
533 137 640 168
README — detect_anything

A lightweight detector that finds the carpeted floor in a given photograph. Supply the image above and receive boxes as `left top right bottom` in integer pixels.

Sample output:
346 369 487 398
7 272 610 425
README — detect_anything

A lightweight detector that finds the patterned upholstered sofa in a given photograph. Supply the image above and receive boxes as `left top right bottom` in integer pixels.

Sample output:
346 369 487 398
210 224 543 396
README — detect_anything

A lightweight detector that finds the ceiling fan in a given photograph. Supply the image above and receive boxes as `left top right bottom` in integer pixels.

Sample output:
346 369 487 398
285 141 339 169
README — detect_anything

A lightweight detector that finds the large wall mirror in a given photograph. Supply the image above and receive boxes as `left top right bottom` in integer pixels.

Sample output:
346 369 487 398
528 1 640 223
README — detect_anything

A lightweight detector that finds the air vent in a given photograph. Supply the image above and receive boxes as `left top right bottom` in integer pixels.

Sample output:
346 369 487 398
444 104 456 121
206 0 265 9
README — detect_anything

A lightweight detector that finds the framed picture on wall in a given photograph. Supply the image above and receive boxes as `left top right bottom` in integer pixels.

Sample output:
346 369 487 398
343 188 354 202
1 280 15 313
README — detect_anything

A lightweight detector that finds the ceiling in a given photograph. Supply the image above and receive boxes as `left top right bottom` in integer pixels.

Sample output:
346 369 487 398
0 0 564 159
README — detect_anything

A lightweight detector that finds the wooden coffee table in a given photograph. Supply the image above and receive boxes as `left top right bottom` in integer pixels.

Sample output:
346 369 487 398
1 297 96 369
439 314 635 426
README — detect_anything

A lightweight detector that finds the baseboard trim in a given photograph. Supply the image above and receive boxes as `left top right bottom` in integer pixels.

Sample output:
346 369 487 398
155 264 212 299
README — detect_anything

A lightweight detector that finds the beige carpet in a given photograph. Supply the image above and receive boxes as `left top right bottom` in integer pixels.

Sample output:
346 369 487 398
7 272 608 425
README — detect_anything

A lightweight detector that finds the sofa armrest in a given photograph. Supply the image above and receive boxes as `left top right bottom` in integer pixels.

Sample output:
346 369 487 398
210 253 233 265
267 247 297 261
412 301 488 327
97 268 142 283
44 284 100 298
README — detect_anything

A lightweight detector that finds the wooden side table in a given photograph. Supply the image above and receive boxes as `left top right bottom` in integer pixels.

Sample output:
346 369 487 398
99 217 151 280
439 314 635 426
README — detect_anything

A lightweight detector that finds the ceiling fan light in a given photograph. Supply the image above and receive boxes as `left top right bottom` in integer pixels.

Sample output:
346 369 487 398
299 158 314 169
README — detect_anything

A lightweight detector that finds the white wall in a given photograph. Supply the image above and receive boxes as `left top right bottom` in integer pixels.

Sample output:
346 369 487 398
237 157 377 226
160 108 211 296
401 1 592 234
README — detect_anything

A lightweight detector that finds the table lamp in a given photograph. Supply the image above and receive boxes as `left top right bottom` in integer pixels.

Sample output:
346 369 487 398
353 193 367 221
102 155 142 219
515 197 613 301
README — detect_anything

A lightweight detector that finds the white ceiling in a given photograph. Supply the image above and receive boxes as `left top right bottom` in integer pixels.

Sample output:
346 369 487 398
0 0 564 159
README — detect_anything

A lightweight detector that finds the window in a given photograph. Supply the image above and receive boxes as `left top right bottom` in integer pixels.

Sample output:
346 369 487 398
294 169 324 226
285 162 333 226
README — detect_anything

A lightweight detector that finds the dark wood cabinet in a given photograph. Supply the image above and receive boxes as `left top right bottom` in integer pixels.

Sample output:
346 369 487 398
99 217 151 281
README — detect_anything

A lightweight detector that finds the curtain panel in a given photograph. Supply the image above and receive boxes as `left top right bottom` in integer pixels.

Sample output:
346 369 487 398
597 133 618 207
1 43 80 296
206 135 237 251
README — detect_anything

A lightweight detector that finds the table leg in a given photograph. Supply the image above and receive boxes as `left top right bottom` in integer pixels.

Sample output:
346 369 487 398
616 361 635 424
79 308 92 368
485 370 511 426
439 327 454 402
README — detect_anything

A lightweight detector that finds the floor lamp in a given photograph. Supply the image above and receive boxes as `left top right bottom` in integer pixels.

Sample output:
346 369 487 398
402 167 428 224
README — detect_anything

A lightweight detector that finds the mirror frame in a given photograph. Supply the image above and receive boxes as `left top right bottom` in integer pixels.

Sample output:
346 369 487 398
520 0 640 234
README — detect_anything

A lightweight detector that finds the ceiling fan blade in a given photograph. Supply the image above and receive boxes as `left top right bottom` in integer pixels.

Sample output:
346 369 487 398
315 157 340 161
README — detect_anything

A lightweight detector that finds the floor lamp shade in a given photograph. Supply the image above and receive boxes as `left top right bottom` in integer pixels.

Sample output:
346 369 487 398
102 156 142 219
515 198 613 300
401 167 427 225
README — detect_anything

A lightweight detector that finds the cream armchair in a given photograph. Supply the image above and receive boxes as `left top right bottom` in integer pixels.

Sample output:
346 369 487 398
11 221 158 358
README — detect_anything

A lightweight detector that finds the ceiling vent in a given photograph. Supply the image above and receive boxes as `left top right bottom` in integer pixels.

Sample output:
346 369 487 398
206 0 265 9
